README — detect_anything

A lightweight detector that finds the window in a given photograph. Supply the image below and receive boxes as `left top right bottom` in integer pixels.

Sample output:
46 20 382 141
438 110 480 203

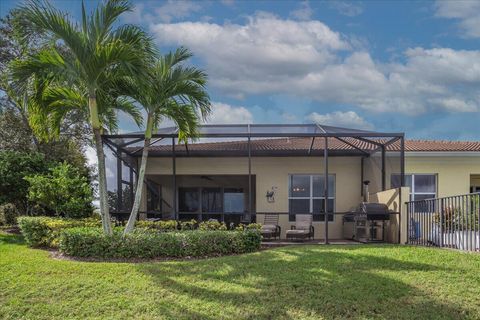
178 187 247 220
289 174 335 222
391 174 436 201
179 188 199 212
224 188 245 213
202 188 222 212
146 182 161 212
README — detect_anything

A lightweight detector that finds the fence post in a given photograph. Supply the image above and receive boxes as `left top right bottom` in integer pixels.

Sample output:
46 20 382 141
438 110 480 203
406 202 410 244
439 198 444 248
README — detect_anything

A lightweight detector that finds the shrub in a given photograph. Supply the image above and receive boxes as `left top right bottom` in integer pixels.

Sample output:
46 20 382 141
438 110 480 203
0 203 18 226
234 223 262 231
18 216 100 247
179 219 197 230
0 151 50 213
59 228 262 259
135 220 178 231
198 220 227 231
25 162 93 218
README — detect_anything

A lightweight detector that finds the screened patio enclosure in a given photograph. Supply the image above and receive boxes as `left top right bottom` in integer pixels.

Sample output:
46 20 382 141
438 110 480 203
102 123 405 239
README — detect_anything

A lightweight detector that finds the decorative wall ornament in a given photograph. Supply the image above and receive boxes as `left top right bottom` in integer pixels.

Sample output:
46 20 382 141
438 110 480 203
266 186 278 203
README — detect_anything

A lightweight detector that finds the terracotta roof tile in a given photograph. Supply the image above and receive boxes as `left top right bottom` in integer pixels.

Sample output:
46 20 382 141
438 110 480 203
138 137 480 155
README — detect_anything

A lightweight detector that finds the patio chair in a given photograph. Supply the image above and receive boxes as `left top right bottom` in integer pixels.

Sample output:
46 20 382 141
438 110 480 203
286 214 314 241
260 214 281 240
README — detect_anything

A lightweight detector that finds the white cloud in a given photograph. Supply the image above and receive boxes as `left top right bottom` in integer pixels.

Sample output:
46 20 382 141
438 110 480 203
151 13 349 95
155 0 202 23
282 112 298 123
123 3 145 24
435 0 480 38
306 111 374 130
85 146 97 167
329 1 363 17
124 0 203 24
151 13 480 115
205 102 254 124
290 1 313 21
429 98 478 113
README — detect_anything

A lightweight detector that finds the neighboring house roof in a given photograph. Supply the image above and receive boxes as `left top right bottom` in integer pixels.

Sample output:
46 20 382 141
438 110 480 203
129 138 480 157
402 140 480 152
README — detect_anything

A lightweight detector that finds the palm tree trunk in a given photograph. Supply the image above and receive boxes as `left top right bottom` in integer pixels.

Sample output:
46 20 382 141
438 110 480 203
90 94 112 235
123 138 150 234
124 115 154 235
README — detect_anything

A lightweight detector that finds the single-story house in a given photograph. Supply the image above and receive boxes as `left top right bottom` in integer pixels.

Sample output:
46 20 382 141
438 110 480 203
103 124 480 243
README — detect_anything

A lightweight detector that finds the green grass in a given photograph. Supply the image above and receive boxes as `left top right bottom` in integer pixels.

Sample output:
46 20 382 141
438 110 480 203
1 233 480 320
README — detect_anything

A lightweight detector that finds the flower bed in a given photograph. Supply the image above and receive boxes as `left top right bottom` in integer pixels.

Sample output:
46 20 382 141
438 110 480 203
59 228 261 259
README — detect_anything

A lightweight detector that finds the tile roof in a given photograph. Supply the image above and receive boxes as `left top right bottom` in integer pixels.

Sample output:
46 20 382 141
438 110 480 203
135 137 480 155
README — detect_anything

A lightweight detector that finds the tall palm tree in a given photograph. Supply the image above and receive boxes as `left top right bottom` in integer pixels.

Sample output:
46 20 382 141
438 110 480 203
123 48 211 234
11 0 154 234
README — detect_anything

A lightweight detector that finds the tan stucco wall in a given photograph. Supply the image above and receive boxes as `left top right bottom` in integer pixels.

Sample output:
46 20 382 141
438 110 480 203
370 187 410 244
145 156 363 239
405 156 480 197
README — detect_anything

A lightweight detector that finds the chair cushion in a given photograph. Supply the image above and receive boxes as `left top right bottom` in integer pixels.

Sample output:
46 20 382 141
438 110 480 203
262 224 277 231
296 223 311 230
286 229 308 235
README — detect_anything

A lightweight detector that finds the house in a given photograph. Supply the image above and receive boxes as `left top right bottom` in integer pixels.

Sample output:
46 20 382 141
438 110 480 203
103 124 480 243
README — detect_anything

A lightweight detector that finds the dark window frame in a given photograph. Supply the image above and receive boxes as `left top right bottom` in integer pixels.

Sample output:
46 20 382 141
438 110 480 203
391 173 437 201
177 186 247 221
288 174 335 222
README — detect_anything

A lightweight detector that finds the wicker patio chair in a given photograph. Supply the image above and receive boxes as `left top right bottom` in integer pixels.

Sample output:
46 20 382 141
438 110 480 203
286 214 314 241
261 214 281 240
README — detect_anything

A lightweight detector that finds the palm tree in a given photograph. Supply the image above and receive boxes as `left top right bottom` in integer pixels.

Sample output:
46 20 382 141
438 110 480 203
123 48 211 234
11 0 154 234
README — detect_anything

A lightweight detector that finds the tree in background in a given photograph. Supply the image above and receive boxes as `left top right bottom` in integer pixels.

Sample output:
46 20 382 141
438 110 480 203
25 162 94 218
123 48 211 234
0 151 50 214
0 10 90 176
12 0 154 234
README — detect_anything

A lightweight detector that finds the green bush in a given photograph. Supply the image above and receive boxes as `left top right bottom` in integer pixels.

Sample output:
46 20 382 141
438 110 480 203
135 220 178 231
18 216 101 247
0 151 50 213
198 220 227 231
25 162 94 218
179 219 197 230
59 228 262 259
0 203 18 226
234 223 262 231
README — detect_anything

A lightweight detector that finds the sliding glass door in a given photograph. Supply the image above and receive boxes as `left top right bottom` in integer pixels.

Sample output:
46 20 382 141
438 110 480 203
178 187 246 221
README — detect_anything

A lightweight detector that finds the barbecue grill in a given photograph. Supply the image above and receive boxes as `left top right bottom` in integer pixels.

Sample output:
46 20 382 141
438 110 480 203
343 181 393 243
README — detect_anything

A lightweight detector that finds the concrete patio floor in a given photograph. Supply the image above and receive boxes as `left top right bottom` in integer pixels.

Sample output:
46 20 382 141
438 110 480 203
261 239 367 248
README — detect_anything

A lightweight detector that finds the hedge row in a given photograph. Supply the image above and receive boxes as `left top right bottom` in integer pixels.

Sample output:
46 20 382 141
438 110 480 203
17 216 100 247
135 219 262 231
59 228 262 259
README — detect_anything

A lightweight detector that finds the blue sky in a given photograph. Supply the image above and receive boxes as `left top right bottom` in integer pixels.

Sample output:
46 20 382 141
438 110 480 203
1 0 480 140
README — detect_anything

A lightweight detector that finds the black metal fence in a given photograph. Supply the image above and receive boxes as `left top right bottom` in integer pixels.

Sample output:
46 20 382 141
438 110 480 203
406 193 480 251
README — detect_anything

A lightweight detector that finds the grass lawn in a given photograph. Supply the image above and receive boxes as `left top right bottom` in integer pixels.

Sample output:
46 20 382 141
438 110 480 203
1 233 480 320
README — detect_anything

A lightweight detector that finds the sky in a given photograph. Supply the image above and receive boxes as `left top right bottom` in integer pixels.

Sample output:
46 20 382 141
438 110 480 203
1 0 480 141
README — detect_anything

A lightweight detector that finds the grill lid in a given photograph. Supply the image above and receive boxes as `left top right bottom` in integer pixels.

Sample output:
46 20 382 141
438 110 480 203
358 202 391 220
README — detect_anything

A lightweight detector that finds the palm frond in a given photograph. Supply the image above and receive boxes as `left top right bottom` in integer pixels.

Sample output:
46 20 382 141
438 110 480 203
161 101 200 143
161 47 192 69
18 0 87 63
10 47 81 88
89 0 132 43
115 96 143 128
